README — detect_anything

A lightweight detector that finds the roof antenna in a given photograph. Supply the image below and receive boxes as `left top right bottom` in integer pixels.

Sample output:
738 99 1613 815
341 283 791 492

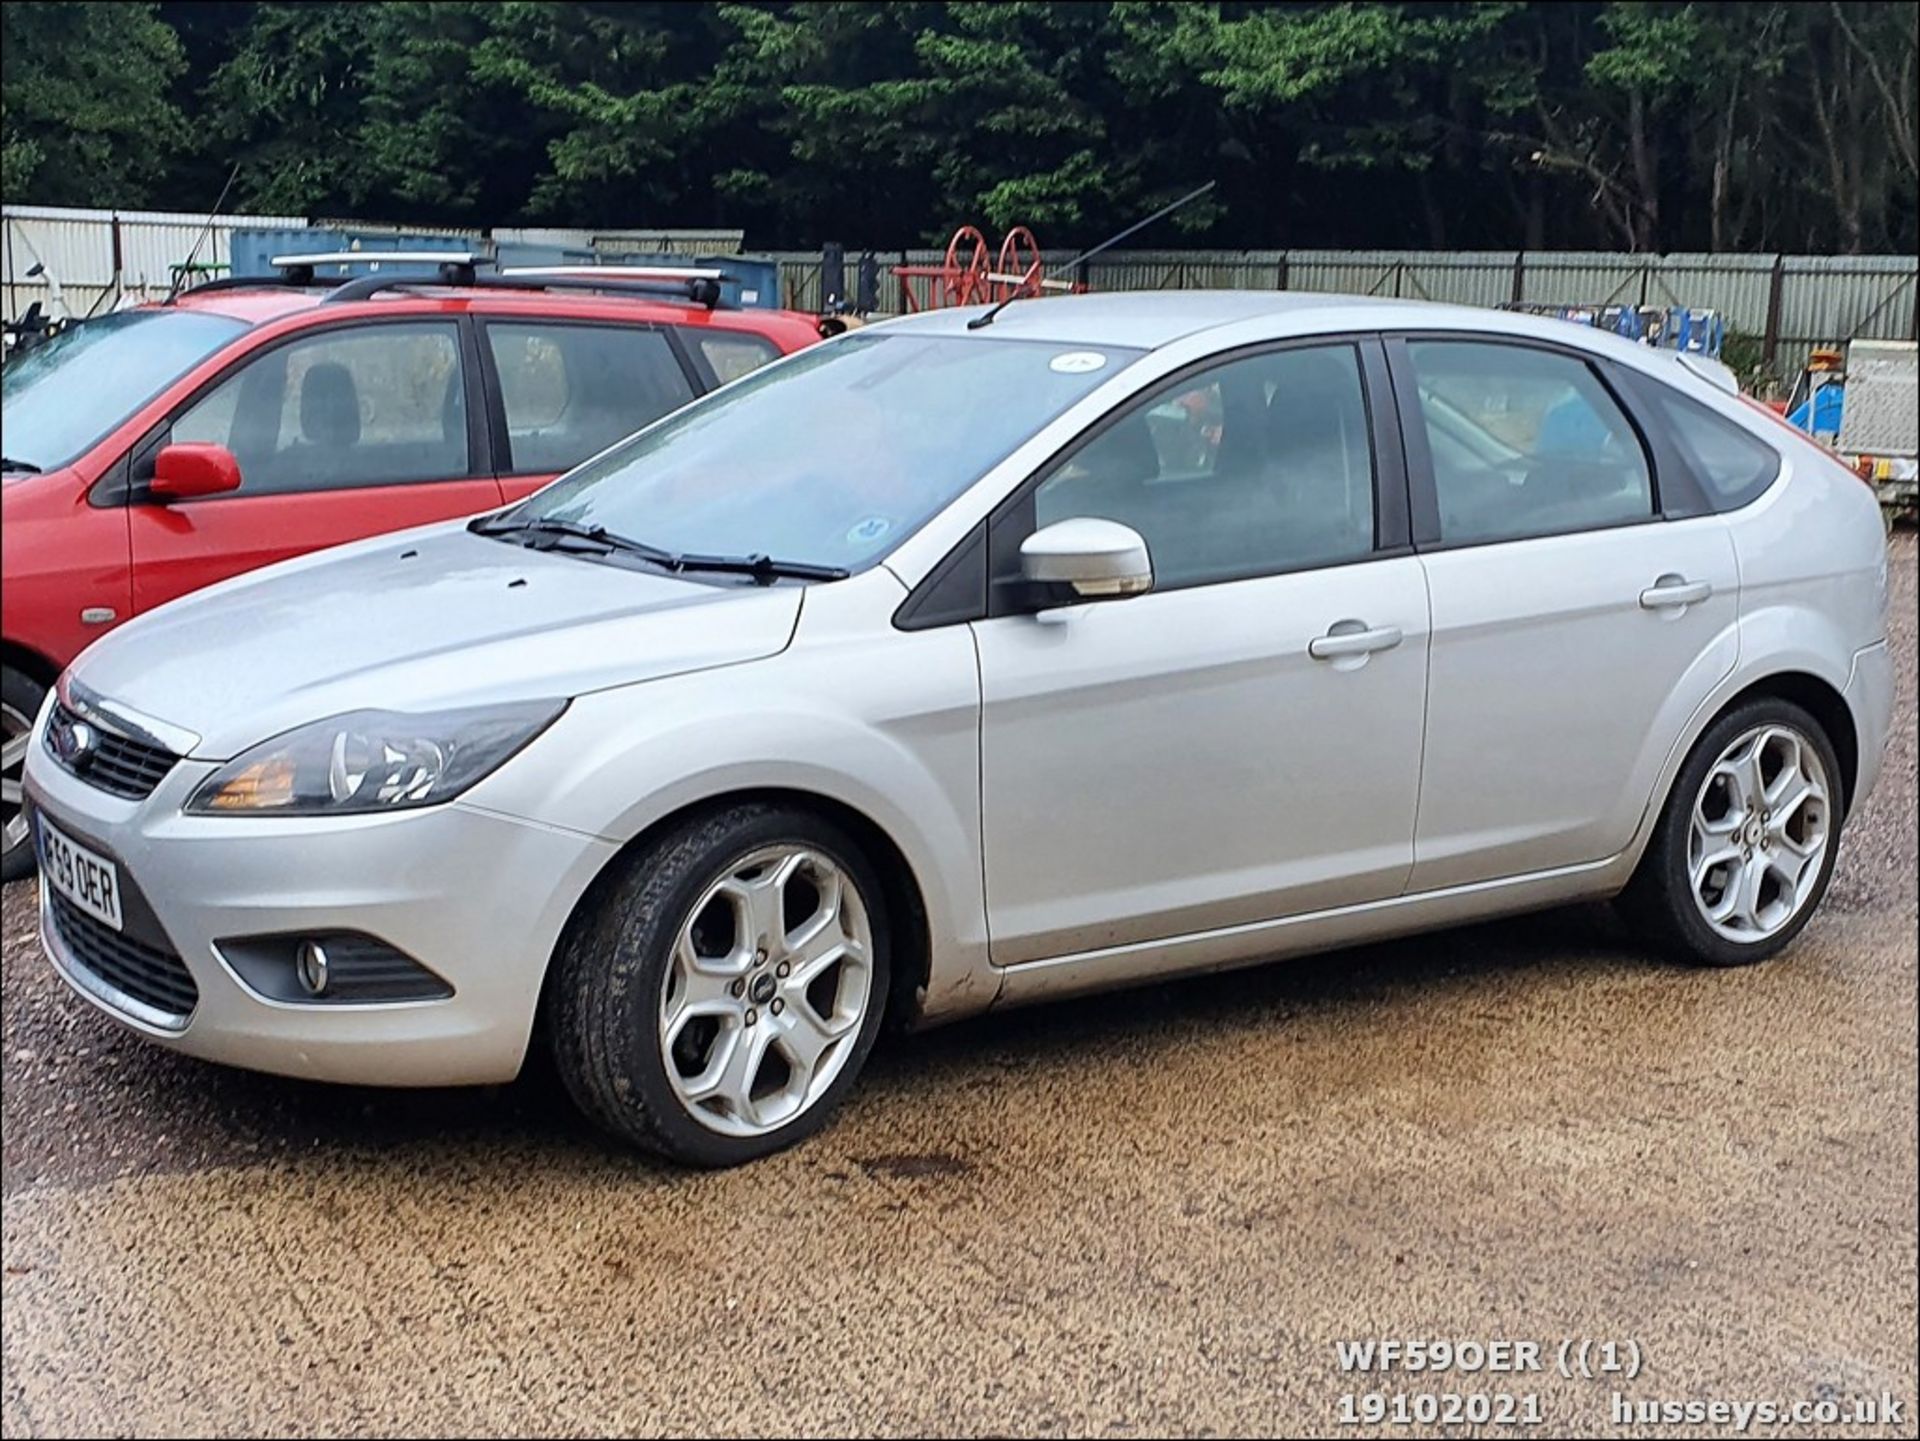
967 180 1217 331
165 161 243 305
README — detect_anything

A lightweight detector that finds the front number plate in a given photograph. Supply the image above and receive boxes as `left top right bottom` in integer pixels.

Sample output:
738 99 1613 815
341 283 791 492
38 817 124 932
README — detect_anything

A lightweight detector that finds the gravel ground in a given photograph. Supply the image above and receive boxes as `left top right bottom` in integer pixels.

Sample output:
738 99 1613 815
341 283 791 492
2 532 1913 1437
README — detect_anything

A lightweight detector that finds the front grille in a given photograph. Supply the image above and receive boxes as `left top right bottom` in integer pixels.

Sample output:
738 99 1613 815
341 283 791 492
44 700 179 799
48 893 199 1022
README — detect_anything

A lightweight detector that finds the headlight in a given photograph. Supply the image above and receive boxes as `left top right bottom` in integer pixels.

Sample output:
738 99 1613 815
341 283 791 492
186 700 566 816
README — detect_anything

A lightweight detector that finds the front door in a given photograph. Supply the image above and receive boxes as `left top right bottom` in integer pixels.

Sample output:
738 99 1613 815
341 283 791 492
128 319 502 615
973 341 1432 965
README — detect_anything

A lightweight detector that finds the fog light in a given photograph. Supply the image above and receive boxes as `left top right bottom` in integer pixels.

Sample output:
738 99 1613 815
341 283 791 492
296 940 331 996
218 932 453 1004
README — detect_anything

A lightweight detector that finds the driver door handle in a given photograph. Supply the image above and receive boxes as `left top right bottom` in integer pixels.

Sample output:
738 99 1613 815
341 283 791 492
1640 576 1713 610
1309 624 1404 660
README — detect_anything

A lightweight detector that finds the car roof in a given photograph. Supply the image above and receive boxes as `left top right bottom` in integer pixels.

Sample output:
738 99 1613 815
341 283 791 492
162 284 815 335
167 289 332 325
875 290 1408 350
873 288 1717 365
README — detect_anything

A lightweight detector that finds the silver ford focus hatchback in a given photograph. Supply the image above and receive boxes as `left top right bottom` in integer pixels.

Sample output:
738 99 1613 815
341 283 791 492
24 293 1894 1167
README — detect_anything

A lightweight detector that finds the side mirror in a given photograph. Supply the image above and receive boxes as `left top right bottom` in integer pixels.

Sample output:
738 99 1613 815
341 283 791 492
1019 517 1153 602
150 442 242 500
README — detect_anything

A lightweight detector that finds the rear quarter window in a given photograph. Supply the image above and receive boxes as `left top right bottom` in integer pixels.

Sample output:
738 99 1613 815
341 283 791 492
1646 386 1781 510
690 330 782 385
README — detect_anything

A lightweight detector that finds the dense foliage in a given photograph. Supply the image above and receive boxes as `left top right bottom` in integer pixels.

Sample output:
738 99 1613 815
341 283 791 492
3 1 1915 252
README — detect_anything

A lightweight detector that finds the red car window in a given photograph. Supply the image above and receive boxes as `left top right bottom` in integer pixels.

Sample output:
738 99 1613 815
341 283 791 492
688 329 782 386
173 321 470 494
484 321 694 476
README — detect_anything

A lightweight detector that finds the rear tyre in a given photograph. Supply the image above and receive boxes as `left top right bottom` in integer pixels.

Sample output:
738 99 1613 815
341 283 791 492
548 802 890 1167
1620 698 1844 967
1 667 46 882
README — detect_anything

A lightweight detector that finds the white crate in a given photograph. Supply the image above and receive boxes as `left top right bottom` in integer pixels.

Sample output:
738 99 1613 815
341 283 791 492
1838 340 1918 458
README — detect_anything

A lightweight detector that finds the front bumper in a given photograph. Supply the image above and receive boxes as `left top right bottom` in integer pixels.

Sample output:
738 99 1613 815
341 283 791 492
24 717 617 1087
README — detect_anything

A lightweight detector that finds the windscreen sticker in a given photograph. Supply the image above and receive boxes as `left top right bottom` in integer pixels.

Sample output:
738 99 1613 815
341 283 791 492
1050 351 1108 374
847 516 893 544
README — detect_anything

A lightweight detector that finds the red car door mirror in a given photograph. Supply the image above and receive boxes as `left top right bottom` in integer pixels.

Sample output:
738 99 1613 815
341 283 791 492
150 442 244 501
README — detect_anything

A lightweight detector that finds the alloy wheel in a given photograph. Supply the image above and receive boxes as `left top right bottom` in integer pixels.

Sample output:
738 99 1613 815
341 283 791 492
660 844 874 1137
1687 724 1832 944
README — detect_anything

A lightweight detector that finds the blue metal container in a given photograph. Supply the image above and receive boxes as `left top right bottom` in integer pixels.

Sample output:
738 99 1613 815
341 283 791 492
229 228 479 279
492 241 600 270
596 250 783 310
710 255 781 310
228 227 321 278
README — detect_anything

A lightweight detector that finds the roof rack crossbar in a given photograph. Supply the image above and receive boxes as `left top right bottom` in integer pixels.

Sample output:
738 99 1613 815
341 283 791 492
173 252 482 303
317 271 730 308
500 265 731 282
266 250 484 268
173 254 733 309
173 273 324 300
483 270 728 306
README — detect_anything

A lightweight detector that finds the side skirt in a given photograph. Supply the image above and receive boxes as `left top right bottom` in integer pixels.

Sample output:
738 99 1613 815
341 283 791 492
988 853 1634 1010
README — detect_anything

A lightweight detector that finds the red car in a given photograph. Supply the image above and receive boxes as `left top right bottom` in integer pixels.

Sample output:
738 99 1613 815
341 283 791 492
0 262 823 876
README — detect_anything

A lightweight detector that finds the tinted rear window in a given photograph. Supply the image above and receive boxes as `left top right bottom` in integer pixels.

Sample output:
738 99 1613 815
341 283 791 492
1648 387 1780 509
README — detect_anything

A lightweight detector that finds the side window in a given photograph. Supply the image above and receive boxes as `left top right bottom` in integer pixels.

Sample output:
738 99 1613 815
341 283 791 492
689 330 782 385
1646 386 1779 510
172 322 468 495
1026 344 1376 590
486 323 694 475
1405 340 1653 546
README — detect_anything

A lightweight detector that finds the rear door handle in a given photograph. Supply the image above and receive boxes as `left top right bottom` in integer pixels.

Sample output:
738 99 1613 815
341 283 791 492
1639 576 1713 610
1309 623 1404 660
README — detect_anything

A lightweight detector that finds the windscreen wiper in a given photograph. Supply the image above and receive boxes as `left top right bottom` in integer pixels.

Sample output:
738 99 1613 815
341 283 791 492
670 552 851 584
472 516 847 584
471 514 679 567
1 457 43 475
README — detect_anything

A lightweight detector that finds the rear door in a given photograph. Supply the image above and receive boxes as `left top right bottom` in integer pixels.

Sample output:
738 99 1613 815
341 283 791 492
1391 334 1740 891
126 317 501 615
479 319 700 502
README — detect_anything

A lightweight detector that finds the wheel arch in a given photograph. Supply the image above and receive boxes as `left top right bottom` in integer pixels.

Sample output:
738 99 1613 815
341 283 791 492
1709 670 1859 816
1624 654 1864 888
537 786 938 1042
1 640 61 692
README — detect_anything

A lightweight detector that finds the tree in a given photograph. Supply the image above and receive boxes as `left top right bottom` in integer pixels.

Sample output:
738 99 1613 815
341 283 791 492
200 2 384 215
1687 3 1792 252
1790 0 1918 251
1185 1 1534 247
698 2 977 243
2 1 1915 254
1 2 189 207
1475 2 1706 252
467 2 734 225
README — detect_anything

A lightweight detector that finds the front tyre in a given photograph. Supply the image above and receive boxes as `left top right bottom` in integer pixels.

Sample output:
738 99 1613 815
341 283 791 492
2 667 47 882
549 802 890 1167
1621 698 1844 967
